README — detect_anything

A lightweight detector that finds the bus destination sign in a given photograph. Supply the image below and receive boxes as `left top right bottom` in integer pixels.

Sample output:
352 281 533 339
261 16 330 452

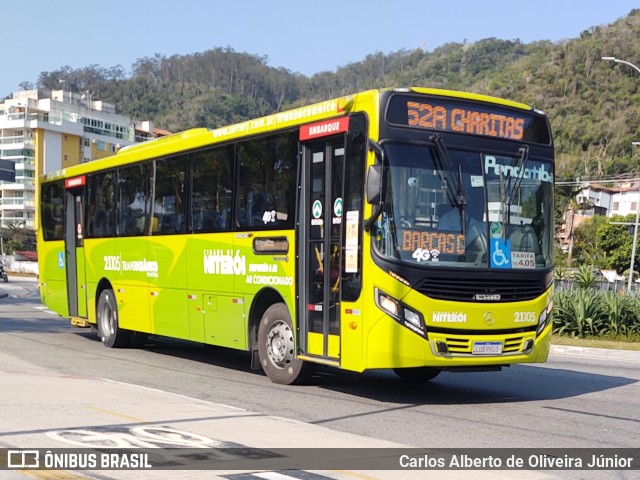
386 95 550 144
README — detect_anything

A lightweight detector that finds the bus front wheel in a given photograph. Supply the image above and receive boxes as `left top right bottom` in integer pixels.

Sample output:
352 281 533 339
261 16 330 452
393 367 441 382
97 289 131 348
257 303 313 385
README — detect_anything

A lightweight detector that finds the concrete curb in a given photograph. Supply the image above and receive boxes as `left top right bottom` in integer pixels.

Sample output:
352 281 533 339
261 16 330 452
550 344 640 363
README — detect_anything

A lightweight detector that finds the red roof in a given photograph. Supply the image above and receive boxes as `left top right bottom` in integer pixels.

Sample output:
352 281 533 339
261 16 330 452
14 251 37 262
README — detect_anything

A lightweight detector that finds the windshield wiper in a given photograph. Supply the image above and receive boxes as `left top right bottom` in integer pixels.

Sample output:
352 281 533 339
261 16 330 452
509 145 529 204
501 145 529 228
430 134 467 233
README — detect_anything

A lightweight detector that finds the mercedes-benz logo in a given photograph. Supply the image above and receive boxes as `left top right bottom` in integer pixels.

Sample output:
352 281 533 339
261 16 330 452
483 312 496 326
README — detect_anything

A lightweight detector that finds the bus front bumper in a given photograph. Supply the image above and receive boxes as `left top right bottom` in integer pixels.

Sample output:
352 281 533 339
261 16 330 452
363 315 551 370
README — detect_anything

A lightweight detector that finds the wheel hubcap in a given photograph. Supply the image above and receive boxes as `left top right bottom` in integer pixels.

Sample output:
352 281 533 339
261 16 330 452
99 295 115 339
266 320 294 369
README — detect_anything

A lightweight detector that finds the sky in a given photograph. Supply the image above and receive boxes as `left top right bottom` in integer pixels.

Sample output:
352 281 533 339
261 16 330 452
2 0 639 98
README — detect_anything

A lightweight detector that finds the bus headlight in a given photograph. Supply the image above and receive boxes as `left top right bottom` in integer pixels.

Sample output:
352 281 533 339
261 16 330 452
375 288 426 338
536 300 553 336
378 292 399 317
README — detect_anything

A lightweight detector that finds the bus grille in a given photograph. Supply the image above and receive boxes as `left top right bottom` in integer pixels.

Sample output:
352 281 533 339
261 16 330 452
415 277 545 303
436 335 526 354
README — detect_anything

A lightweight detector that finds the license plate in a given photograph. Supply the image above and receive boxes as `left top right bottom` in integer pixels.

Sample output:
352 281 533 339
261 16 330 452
472 341 503 355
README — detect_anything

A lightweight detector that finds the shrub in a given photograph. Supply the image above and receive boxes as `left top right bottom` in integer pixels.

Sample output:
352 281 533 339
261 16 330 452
600 291 632 335
573 265 600 290
553 288 606 337
553 288 640 339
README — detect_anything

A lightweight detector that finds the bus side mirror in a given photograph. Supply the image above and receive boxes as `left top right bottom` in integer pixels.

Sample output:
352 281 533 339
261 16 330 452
364 140 385 231
366 163 382 205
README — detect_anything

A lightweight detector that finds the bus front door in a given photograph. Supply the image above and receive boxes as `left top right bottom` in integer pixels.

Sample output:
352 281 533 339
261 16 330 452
64 185 88 322
300 136 345 363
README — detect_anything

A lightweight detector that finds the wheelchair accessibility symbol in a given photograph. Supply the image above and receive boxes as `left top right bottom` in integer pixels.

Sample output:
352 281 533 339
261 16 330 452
491 238 511 269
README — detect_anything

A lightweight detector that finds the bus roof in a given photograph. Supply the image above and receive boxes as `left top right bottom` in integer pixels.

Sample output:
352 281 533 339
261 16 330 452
40 87 538 183
405 87 533 112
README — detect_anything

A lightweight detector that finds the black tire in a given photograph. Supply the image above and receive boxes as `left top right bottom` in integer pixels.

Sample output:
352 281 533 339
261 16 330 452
257 303 314 385
96 289 131 348
393 367 441 382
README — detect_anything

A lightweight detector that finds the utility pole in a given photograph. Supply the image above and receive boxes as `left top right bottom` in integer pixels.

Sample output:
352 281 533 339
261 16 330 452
602 57 640 291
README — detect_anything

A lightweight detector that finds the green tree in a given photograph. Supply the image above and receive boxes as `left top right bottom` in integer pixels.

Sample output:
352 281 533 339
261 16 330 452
571 215 609 267
0 223 36 254
598 215 636 273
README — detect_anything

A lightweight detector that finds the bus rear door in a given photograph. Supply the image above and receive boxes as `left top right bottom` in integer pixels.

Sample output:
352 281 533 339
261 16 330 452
64 176 88 324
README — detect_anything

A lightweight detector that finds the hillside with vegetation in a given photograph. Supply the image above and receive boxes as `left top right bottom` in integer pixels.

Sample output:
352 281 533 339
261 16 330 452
31 9 640 181
12 10 640 339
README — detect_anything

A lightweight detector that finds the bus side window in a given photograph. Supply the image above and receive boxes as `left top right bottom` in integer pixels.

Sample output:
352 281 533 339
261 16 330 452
191 146 233 234
153 156 187 235
41 181 64 241
246 191 275 226
117 163 151 237
87 172 115 238
236 131 297 230
94 211 108 236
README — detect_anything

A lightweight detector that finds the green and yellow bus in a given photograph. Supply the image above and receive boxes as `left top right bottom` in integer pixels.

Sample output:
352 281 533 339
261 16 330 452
37 87 555 384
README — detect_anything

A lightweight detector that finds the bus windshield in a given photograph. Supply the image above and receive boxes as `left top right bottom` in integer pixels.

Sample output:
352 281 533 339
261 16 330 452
373 142 554 269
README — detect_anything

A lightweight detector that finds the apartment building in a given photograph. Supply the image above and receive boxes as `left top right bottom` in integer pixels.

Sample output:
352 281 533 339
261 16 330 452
0 89 163 230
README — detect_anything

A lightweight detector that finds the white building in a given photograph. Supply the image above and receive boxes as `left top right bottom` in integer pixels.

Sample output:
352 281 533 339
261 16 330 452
609 183 640 217
0 89 162 230
558 180 639 256
575 181 639 218
575 182 612 212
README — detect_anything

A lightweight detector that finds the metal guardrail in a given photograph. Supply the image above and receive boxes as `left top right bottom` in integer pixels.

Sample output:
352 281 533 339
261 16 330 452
555 279 640 293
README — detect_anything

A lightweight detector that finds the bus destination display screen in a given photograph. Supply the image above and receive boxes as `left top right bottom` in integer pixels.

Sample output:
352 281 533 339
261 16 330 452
386 95 551 144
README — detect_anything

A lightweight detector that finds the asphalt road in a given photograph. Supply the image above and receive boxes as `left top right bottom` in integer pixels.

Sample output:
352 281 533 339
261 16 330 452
1 277 639 479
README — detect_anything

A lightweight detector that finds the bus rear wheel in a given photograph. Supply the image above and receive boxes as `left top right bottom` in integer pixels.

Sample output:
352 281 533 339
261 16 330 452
393 367 441 382
257 303 313 385
97 289 131 348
